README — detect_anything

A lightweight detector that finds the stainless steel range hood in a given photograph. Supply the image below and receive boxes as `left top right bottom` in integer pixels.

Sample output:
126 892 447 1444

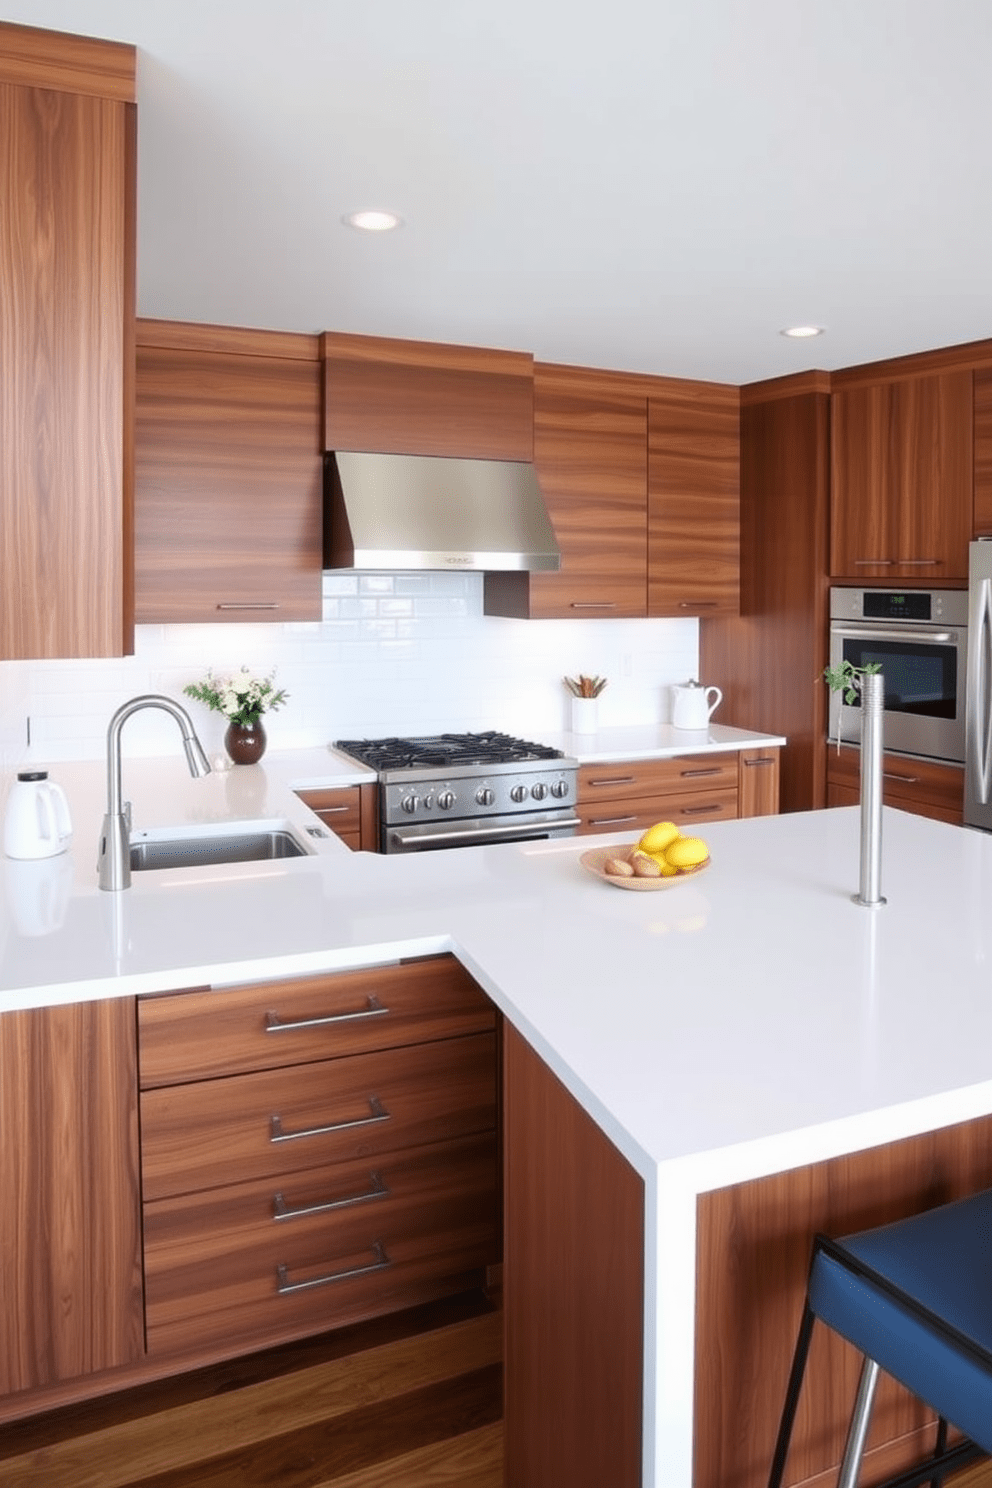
324 451 560 573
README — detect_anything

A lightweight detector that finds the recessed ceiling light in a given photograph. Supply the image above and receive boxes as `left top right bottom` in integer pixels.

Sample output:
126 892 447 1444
343 210 403 232
780 325 825 339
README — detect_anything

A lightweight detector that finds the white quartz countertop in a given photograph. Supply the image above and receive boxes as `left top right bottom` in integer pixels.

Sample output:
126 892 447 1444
1 744 990 1196
544 721 786 762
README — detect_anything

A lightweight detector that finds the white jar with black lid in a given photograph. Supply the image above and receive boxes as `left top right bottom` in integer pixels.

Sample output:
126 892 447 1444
3 770 73 860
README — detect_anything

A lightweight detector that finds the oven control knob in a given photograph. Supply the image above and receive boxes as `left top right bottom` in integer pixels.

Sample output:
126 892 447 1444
476 787 495 807
509 784 529 803
437 791 455 810
551 779 569 799
422 795 434 811
531 782 549 801
401 794 420 814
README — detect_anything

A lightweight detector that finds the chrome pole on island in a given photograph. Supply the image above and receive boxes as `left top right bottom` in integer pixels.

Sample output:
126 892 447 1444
855 671 886 908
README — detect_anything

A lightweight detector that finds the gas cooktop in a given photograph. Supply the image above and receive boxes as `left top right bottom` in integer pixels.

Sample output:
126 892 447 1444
334 731 565 773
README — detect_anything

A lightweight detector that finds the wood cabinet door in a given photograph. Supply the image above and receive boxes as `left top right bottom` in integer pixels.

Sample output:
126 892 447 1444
825 743 963 825
0 999 143 1395
484 364 648 619
135 322 323 623
738 747 780 817
0 27 135 660
974 367 992 537
830 370 973 579
648 381 741 617
322 331 533 460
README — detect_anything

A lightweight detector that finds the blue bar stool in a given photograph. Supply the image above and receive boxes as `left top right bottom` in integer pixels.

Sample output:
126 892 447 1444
768 1188 992 1488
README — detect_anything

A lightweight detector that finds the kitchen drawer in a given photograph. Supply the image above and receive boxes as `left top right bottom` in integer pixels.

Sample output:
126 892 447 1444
143 1134 499 1356
138 955 495 1087
296 786 361 844
140 1031 497 1200
825 745 963 825
578 753 739 804
577 787 738 836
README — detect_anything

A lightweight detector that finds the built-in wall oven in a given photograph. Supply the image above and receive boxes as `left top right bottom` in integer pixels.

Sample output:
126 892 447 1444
828 588 969 765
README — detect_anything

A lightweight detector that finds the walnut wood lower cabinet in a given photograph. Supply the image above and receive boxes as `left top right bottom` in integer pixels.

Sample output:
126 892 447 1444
825 743 963 824
294 783 378 850
136 955 499 1360
576 749 780 835
0 999 143 1397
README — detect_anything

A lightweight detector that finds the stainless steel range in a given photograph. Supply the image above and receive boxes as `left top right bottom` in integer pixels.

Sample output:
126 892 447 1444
334 732 580 853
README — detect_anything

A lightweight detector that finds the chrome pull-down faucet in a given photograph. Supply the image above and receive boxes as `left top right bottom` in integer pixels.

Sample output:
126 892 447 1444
97 694 211 891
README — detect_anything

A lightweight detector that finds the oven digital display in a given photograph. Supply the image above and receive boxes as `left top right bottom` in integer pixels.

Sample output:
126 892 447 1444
862 591 931 621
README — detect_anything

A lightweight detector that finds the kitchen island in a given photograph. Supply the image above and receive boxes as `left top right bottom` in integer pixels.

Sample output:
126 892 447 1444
1 757 991 1488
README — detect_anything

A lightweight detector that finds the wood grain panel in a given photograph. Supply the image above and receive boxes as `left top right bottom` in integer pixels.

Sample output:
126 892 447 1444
138 318 320 361
974 368 992 536
831 337 992 389
738 748 781 817
0 20 135 101
740 370 833 406
134 338 323 622
694 1114 992 1488
825 743 964 824
0 1000 143 1395
830 371 973 579
296 787 362 844
140 1032 497 1200
0 82 131 659
322 331 533 460
138 957 494 1087
579 753 739 802
700 387 831 813
503 1024 643 1488
576 787 737 835
648 381 741 616
483 362 647 618
144 1136 498 1356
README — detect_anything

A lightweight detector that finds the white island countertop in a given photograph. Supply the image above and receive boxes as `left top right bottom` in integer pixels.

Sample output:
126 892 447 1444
2 754 990 1487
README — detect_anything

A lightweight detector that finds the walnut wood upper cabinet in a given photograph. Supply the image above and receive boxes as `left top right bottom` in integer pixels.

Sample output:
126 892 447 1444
830 369 973 580
647 380 741 617
321 331 533 459
484 363 648 619
0 999 143 1396
0 22 136 660
973 367 992 537
135 321 323 623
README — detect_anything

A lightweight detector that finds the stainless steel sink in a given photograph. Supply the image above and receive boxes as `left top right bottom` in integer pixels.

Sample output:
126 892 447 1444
129 827 308 872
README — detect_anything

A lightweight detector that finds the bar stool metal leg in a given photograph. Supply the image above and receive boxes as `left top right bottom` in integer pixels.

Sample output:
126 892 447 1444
837 1357 880 1488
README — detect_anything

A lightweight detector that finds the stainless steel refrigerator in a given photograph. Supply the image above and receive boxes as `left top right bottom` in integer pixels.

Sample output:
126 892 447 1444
965 538 992 830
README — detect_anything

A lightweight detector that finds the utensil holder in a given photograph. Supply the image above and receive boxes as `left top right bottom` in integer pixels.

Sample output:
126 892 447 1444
571 697 599 734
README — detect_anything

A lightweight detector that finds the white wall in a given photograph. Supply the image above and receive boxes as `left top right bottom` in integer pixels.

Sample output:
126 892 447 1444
1 573 699 765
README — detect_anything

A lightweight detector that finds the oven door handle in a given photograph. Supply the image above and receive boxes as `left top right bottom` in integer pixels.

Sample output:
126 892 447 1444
831 625 957 644
388 816 582 848
967 574 992 805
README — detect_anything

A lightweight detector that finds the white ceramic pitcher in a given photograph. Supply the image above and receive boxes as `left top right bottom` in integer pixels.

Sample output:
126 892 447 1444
671 680 723 730
3 771 73 860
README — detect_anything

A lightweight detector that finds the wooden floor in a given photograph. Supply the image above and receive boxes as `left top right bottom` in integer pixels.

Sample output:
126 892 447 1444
0 1292 502 1488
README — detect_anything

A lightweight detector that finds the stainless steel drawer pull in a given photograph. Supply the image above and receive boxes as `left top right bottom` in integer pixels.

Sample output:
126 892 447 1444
744 757 775 767
680 767 721 778
570 602 617 609
276 1241 391 1295
589 776 636 787
895 559 939 566
588 815 637 827
679 601 718 608
884 771 920 784
273 1171 388 1221
854 559 895 566
265 995 389 1032
682 803 720 815
270 1096 390 1144
216 602 280 610
318 804 351 814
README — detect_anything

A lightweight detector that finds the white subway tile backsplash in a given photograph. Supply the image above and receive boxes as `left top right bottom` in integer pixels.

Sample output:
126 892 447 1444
11 573 700 762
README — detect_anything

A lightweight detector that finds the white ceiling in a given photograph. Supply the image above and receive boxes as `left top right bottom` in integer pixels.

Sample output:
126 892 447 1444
5 0 992 383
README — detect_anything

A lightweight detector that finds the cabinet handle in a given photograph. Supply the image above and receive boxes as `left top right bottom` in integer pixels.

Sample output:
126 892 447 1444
588 775 636 787
883 771 920 784
317 804 351 815
265 995 389 1032
680 767 722 778
588 814 638 827
570 602 617 609
681 803 721 816
216 602 281 610
853 559 895 567
744 757 775 767
895 559 940 566
679 601 718 608
273 1171 388 1221
276 1241 391 1295
270 1095 390 1144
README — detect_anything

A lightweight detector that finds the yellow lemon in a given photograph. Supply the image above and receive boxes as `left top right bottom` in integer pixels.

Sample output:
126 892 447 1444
664 836 709 870
637 820 681 854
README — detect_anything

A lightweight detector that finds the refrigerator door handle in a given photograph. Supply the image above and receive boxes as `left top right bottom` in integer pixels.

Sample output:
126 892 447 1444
967 574 992 805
